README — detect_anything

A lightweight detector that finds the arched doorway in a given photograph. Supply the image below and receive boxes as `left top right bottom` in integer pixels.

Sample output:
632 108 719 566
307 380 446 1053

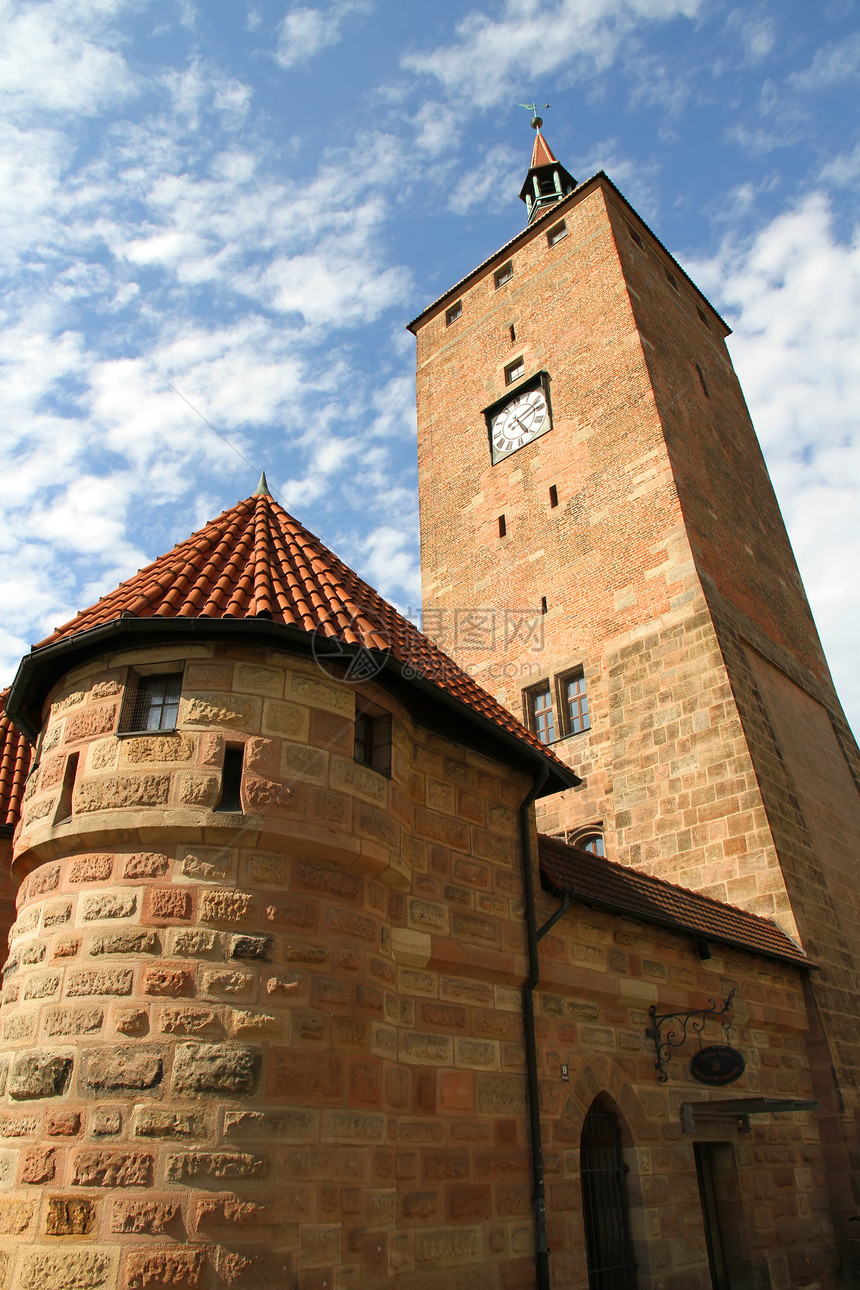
580 1097 638 1289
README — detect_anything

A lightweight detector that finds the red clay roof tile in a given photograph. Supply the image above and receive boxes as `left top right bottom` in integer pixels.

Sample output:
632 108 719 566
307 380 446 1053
34 491 572 779
0 689 32 832
539 834 810 968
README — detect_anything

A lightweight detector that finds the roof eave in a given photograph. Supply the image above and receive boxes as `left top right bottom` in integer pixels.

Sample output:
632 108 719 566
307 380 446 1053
407 171 731 337
539 858 813 970
7 617 577 796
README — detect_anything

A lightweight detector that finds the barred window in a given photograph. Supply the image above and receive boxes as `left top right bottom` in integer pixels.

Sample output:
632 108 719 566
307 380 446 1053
121 672 182 733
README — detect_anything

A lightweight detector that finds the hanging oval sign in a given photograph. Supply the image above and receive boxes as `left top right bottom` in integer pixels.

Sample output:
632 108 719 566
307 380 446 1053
689 1044 746 1086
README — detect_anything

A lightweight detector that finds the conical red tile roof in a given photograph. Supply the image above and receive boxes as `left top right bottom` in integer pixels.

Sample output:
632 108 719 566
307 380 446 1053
0 689 31 831
33 491 574 782
529 129 558 170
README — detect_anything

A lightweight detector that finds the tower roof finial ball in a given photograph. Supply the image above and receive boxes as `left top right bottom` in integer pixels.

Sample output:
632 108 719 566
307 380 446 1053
531 116 543 130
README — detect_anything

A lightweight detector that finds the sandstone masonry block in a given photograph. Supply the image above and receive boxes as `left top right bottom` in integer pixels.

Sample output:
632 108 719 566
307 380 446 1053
84 1047 164 1095
20 1251 113 1290
143 967 193 997
83 892 137 921
124 853 170 879
67 968 133 996
124 1249 206 1290
10 1054 72 1100
21 1145 57 1183
171 1043 260 1096
72 1150 153 1187
124 734 195 764
76 774 169 813
65 705 117 743
147 888 192 921
90 930 160 956
199 890 252 923
69 855 114 883
166 1151 267 1182
109 1199 180 1234
183 693 258 730
45 1196 97 1235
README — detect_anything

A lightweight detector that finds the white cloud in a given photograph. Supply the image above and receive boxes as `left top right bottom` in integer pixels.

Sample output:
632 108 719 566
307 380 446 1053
0 0 137 118
449 144 520 215
276 0 370 68
403 0 702 109
790 31 860 90
689 194 860 734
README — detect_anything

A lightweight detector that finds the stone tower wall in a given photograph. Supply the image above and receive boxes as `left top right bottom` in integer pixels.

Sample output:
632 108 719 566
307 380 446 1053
413 175 860 1269
413 182 798 933
0 642 543 1289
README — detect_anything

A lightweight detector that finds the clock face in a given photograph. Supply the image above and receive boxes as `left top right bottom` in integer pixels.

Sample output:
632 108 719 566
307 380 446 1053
491 387 549 457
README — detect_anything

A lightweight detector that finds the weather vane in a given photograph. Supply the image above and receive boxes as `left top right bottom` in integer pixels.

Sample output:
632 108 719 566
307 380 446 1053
518 102 550 129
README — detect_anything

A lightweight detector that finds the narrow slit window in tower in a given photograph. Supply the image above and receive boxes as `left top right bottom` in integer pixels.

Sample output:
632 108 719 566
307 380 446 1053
498 515 506 538
216 745 244 812
54 752 79 825
549 485 559 508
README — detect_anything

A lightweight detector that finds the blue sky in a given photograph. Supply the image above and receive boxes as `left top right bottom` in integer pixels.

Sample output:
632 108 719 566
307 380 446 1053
1 0 858 734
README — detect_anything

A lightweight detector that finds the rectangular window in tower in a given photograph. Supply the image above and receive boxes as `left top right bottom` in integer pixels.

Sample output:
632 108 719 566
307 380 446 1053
627 223 644 249
561 670 591 735
120 671 183 733
498 514 507 538
526 683 556 744
696 363 710 398
547 220 567 246
697 306 712 331
445 300 462 326
509 323 516 344
665 267 680 292
549 484 559 508
505 357 525 385
494 261 513 288
355 705 392 777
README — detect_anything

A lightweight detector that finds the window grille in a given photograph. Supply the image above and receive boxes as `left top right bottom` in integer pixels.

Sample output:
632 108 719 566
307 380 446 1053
121 672 182 733
581 1100 637 1289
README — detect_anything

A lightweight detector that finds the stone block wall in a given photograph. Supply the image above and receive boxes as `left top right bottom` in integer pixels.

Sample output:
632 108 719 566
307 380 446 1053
0 640 550 1289
531 888 841 1290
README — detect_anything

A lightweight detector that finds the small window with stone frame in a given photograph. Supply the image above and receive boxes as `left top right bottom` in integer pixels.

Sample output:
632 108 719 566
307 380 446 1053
525 681 556 745
354 702 392 776
119 669 183 734
446 299 462 326
505 356 525 385
547 220 567 246
560 669 591 736
494 261 514 289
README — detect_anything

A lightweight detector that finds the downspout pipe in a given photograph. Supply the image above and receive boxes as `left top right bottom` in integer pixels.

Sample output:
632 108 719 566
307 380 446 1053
520 765 551 1290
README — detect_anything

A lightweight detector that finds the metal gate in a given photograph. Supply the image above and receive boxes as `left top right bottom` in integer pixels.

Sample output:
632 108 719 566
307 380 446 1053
580 1100 638 1290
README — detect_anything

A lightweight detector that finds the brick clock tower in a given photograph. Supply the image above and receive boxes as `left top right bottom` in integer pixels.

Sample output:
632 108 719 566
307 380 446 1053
409 119 860 1251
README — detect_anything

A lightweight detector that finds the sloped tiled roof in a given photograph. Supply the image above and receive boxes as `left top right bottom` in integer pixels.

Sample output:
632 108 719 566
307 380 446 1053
0 689 31 832
539 834 810 968
30 489 574 783
530 129 558 169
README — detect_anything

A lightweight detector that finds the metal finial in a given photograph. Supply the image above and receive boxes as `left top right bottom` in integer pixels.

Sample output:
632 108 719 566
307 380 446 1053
518 102 550 129
253 470 271 496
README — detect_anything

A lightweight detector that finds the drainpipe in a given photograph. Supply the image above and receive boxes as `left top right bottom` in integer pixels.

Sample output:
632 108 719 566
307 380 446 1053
520 765 551 1290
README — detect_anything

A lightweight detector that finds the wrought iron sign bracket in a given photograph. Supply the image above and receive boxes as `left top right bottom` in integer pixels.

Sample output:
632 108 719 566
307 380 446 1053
646 989 736 1083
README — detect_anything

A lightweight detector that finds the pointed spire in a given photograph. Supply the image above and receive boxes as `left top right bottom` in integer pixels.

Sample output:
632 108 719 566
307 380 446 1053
518 116 576 226
253 470 271 497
